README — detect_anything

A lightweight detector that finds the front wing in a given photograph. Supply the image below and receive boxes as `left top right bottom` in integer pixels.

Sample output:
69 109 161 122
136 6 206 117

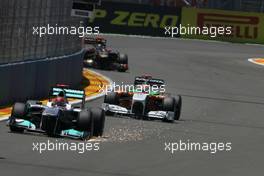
102 103 175 121
7 118 90 140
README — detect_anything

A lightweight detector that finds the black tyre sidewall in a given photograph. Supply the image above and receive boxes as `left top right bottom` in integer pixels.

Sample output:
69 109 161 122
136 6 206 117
91 108 105 137
12 102 26 118
77 110 93 131
174 95 182 120
104 92 118 105
9 103 26 132
162 97 175 112
118 54 128 64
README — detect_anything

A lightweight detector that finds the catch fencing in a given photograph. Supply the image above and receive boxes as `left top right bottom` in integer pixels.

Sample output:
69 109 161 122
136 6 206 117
0 0 84 105
0 0 81 64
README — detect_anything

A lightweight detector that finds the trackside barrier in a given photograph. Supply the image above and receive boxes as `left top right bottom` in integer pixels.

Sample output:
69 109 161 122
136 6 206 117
0 50 84 106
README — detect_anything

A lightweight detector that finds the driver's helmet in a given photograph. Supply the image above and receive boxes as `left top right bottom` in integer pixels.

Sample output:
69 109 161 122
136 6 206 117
96 37 106 46
97 44 107 52
53 91 67 107
142 74 152 79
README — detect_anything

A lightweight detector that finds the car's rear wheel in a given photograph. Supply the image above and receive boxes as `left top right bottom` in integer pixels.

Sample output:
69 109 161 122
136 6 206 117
117 54 128 72
118 54 128 64
117 64 128 72
91 108 105 137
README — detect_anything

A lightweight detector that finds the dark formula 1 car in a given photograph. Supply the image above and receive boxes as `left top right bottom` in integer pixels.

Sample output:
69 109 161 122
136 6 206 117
7 85 105 140
102 75 182 122
83 37 128 72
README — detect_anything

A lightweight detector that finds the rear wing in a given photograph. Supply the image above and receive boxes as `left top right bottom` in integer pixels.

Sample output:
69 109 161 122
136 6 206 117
84 37 106 45
134 77 165 87
134 77 148 86
50 86 86 108
148 79 165 87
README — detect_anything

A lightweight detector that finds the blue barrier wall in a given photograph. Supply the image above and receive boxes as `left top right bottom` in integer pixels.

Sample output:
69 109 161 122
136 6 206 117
0 50 84 106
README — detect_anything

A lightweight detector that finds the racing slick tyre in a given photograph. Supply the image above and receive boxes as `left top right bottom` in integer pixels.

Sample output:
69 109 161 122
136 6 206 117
174 95 182 120
12 102 26 118
117 65 127 72
117 54 128 72
118 54 128 64
104 92 119 115
91 108 105 137
104 92 119 104
9 103 27 133
162 97 175 123
162 97 175 111
77 110 94 133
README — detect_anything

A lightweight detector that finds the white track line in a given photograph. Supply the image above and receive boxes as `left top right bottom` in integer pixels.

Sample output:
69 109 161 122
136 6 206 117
248 58 264 66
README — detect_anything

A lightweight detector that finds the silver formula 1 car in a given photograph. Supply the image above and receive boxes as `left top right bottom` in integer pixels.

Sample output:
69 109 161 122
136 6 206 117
102 75 182 122
7 85 105 140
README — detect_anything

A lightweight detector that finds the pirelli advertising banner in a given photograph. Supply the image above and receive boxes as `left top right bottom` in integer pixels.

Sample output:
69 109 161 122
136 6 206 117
89 2 181 37
181 7 264 44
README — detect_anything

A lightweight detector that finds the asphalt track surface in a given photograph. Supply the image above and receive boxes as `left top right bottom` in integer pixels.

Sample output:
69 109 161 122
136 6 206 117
1 36 264 176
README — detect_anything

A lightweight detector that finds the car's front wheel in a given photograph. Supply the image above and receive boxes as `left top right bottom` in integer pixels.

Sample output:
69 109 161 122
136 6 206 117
104 92 119 116
77 110 94 134
91 108 105 137
162 97 175 123
174 95 182 120
9 102 27 133
12 102 26 118
117 54 128 72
